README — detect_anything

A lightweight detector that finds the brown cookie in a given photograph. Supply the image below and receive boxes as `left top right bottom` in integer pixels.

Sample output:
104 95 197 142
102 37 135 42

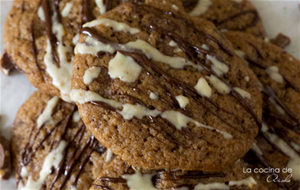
181 0 266 38
224 31 300 190
90 156 267 190
71 2 262 171
5 0 174 101
11 91 112 190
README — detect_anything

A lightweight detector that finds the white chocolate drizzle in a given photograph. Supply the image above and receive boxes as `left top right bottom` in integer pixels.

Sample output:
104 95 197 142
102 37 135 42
161 110 232 139
83 19 140 35
61 2 73 17
194 182 229 190
229 177 257 186
108 52 142 83
265 66 284 83
76 38 202 70
169 40 182 53
262 124 300 181
72 34 80 45
43 5 73 102
18 140 67 190
207 75 230 94
84 66 101 84
72 111 81 122
118 104 161 120
233 87 251 99
172 4 179 11
70 89 232 139
234 50 249 65
244 76 249 82
193 177 256 190
122 172 157 190
95 0 106 15
38 6 45 21
268 97 285 115
201 44 209 50
75 36 115 55
194 77 212 98
251 142 263 155
189 0 212 16
150 92 158 100
175 95 189 108
37 96 59 128
207 55 229 76
105 149 113 162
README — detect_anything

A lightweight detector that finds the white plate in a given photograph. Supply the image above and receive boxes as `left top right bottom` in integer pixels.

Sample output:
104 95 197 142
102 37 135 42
0 0 299 189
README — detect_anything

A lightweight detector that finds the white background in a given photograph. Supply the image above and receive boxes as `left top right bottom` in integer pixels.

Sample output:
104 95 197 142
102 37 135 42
0 0 299 189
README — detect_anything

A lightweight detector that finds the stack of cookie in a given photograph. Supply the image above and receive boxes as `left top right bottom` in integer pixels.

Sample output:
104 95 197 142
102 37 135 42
1 0 299 189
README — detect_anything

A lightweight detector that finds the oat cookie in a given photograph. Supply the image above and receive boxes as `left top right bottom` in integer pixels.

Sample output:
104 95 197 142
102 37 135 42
71 2 262 170
12 91 113 190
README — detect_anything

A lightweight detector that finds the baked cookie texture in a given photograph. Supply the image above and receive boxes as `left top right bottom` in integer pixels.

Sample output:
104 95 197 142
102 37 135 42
90 156 267 190
4 0 159 102
225 31 300 190
181 0 266 38
71 2 262 171
11 91 112 190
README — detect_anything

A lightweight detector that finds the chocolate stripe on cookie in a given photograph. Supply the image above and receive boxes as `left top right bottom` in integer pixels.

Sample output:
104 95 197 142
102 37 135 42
17 97 108 190
77 23 259 134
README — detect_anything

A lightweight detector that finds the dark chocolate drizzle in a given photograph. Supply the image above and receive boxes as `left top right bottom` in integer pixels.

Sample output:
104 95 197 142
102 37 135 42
82 0 95 25
82 24 261 134
235 42 300 190
17 100 106 190
216 10 260 31
105 0 113 12
41 0 59 66
96 170 226 189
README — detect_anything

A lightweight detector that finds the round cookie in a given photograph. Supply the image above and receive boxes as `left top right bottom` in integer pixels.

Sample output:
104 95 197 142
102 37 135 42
4 0 184 102
224 31 300 190
181 0 266 38
71 2 262 170
12 91 113 190
90 156 268 190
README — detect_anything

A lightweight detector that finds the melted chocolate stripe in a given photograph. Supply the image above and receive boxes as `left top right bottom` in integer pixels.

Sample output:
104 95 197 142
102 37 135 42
41 0 60 65
146 24 259 128
82 0 95 25
98 171 225 189
262 82 299 124
49 124 86 190
135 4 233 56
121 50 245 133
72 136 98 186
82 27 250 133
259 131 290 158
269 124 300 157
106 0 113 12
30 22 42 73
216 10 260 31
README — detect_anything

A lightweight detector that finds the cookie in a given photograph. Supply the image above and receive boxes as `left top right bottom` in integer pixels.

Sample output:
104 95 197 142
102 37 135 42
4 0 168 101
224 31 300 190
11 91 113 190
181 0 266 38
90 156 267 190
71 2 262 171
